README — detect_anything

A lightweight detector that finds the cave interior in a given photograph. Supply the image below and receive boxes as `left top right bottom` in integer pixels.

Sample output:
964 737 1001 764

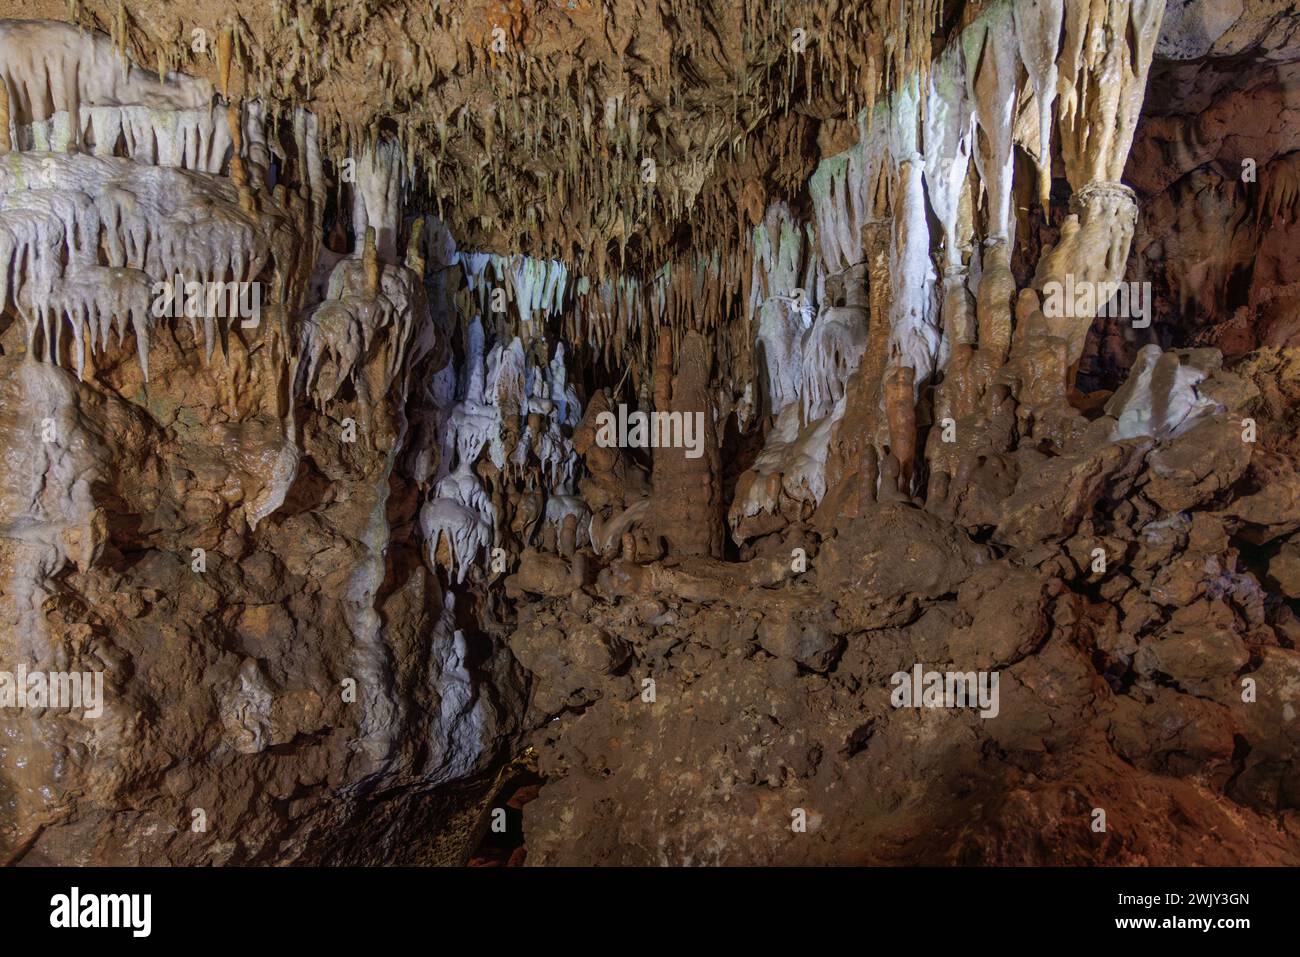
2 0 1300 866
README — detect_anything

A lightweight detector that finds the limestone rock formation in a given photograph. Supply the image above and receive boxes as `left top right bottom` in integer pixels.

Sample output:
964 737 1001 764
1 1 1299 868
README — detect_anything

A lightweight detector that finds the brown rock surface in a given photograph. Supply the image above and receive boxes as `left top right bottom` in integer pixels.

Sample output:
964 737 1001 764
2 1 1299 870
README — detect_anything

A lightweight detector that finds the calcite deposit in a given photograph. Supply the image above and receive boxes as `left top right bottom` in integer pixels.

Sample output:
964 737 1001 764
1 1 1299 867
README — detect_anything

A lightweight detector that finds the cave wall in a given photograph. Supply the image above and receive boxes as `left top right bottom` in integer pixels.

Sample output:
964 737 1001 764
510 0 1300 865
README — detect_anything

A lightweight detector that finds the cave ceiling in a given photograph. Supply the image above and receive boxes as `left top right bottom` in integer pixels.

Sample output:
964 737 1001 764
32 0 945 275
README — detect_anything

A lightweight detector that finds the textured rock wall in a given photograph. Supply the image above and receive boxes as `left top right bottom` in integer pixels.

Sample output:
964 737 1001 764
0 21 527 865
509 0 1300 865
2 2 1299 867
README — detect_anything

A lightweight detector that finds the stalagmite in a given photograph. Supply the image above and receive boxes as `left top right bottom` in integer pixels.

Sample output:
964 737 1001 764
650 330 722 558
363 226 380 296
883 364 917 492
227 104 257 216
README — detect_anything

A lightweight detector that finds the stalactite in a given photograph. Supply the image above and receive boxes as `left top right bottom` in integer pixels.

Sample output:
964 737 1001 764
1 146 287 383
1021 0 1166 379
887 74 939 394
1014 0 1064 208
924 43 975 352
228 104 257 216
0 77 9 152
351 138 405 261
964 3 1020 364
405 217 425 274
218 23 234 101
860 221 893 397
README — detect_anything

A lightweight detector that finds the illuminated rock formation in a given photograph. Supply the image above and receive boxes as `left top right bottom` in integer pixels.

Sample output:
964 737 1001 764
1 2 1299 870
